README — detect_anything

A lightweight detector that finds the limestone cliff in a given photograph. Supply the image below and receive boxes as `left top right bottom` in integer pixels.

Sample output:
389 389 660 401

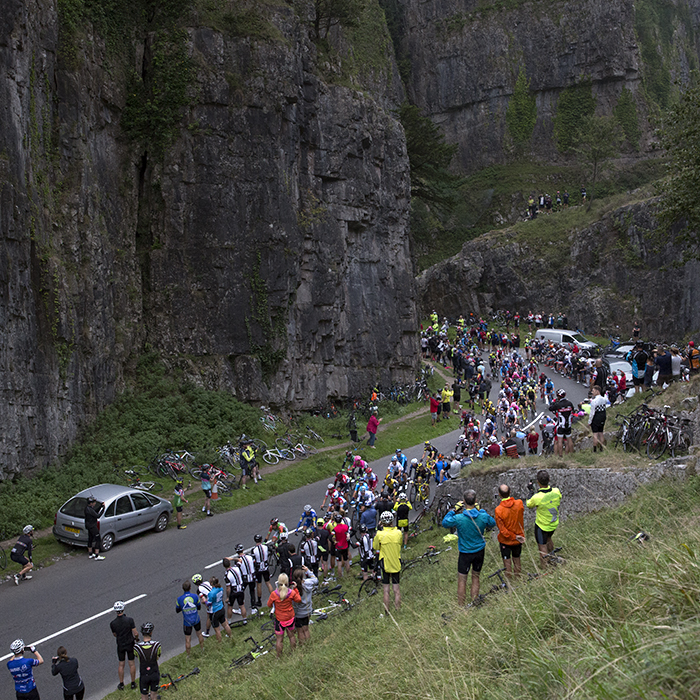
0 0 418 477
392 0 700 171
416 198 700 338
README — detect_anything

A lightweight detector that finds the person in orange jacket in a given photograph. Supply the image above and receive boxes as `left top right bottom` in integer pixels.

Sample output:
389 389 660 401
494 484 525 579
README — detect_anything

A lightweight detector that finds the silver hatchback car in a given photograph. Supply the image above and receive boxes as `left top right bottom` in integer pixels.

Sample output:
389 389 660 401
53 483 173 551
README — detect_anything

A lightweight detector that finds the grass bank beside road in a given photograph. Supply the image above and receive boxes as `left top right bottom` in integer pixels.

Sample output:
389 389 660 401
104 476 700 700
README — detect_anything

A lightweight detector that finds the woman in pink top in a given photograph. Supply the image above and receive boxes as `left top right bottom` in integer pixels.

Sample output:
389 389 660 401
366 409 381 448
267 574 301 658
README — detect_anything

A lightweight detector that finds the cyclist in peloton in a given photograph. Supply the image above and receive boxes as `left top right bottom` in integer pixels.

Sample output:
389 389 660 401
267 518 287 544
549 389 575 456
297 505 317 530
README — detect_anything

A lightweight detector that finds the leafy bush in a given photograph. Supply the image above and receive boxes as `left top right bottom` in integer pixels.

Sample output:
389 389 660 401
553 80 596 153
505 67 537 151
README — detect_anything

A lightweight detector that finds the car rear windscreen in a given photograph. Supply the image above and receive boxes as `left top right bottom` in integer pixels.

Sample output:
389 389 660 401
60 497 88 518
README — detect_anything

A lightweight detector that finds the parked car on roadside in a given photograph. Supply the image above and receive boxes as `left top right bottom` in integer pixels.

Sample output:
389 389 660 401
53 484 173 551
535 328 599 355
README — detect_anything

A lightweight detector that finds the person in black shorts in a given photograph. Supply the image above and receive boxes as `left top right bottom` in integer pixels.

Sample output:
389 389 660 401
251 534 273 606
315 518 332 579
134 623 160 700
549 389 574 456
109 601 138 691
84 496 105 560
11 525 35 585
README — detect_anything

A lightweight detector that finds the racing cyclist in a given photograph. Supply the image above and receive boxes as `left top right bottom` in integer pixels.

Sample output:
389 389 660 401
297 505 317 530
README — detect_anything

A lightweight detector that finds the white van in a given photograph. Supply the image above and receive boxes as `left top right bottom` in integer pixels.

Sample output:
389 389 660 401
535 328 599 354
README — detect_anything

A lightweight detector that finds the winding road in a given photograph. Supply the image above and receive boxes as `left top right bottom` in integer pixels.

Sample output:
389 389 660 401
1 361 588 700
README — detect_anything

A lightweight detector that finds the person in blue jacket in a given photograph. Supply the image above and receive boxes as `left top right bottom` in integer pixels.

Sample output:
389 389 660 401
441 489 495 605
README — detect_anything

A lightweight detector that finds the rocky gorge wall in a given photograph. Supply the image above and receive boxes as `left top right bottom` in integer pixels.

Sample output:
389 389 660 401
416 199 700 338
0 1 418 478
393 0 700 171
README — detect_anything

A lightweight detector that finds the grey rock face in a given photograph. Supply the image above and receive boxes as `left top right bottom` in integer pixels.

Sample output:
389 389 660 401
0 4 418 477
397 0 699 170
416 200 700 338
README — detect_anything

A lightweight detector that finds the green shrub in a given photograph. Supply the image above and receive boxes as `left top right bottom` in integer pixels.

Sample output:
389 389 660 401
505 66 537 151
553 80 596 153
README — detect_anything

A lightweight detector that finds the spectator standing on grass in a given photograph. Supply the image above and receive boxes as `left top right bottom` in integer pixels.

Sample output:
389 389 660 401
292 566 317 644
267 573 301 658
627 342 647 394
589 385 609 452
110 601 138 691
175 580 204 656
51 646 85 700
670 347 682 381
644 354 655 390
373 510 403 613
366 409 381 449
687 341 700 373
527 428 539 455
207 577 232 642
200 465 213 517
526 470 562 566
173 479 187 530
134 623 160 700
441 383 454 420
441 490 495 605
429 392 440 426
7 639 43 700
494 484 525 580
655 347 673 386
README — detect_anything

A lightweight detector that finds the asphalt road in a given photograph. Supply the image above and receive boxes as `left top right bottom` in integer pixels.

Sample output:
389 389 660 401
1 361 588 700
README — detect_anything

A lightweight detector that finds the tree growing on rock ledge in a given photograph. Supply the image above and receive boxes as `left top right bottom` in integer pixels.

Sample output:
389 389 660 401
574 115 623 207
313 0 368 40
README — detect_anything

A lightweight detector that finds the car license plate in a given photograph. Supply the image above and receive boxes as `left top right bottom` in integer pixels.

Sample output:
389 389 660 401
65 526 81 535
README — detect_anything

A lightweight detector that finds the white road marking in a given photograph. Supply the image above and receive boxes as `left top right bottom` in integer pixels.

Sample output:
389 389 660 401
0 593 147 662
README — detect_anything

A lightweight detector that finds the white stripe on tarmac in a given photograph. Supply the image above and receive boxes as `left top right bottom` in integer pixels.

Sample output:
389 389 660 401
0 593 147 662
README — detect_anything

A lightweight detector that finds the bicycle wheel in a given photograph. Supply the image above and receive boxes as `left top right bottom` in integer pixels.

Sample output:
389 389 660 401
672 429 692 457
268 552 279 577
275 437 292 451
280 449 295 462
217 480 234 497
252 438 268 451
0 545 6 570
294 446 309 460
262 451 279 465
302 444 318 455
646 428 667 459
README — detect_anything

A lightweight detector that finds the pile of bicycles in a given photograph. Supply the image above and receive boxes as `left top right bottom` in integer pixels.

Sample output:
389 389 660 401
615 403 692 458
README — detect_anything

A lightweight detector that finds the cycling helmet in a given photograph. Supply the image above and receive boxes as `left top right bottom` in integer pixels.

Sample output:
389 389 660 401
390 455 398 462
411 458 418 465
23 525 34 535
175 478 183 487
279 531 288 540
235 543 244 553
304 504 312 512
141 622 154 636
468 422 474 427
359 524 368 533
396 448 402 454
424 441 430 446
254 534 262 543
316 518 325 525
305 527 314 537
557 389 566 398
327 483 334 490
398 492 407 500
10 639 24 655
380 510 394 525
333 512 342 522
353 455 361 462
490 436 498 443
113 601 126 613
270 518 279 527
240 433 248 442
192 573 203 585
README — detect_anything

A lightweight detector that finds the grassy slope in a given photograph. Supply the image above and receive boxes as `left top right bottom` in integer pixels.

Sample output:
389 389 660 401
103 476 700 700
416 158 666 270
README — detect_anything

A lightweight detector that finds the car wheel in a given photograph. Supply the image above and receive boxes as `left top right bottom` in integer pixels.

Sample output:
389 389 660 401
101 533 115 551
154 512 169 532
